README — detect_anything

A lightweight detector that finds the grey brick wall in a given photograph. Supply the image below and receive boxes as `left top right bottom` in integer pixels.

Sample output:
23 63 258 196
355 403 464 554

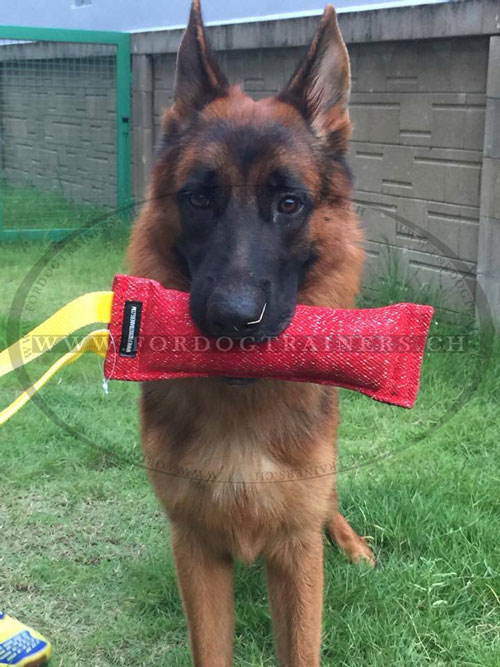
0 49 117 208
348 37 488 310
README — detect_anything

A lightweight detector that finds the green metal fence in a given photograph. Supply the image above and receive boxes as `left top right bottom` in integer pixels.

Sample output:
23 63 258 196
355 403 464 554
0 26 132 241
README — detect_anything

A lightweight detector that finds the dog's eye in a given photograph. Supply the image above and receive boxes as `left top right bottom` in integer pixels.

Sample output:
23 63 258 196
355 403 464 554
277 196 302 215
188 192 212 209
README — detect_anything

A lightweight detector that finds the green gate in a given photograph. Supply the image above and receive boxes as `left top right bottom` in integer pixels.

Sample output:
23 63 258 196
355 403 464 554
0 26 132 241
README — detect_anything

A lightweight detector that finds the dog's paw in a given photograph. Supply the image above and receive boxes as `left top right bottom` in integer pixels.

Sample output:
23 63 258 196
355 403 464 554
326 514 377 568
349 538 377 568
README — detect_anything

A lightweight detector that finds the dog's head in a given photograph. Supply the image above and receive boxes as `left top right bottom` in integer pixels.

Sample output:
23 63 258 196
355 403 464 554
130 1 363 341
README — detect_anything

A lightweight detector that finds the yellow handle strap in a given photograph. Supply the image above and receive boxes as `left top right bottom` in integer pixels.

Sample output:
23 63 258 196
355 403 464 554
0 329 110 426
0 291 113 377
0 291 114 426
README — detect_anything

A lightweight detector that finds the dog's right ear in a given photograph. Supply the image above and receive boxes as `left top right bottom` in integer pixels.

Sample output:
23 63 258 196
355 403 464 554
278 6 351 150
173 0 228 116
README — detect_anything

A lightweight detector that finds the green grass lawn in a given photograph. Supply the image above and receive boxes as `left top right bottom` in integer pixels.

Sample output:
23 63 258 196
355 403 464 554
1 205 499 666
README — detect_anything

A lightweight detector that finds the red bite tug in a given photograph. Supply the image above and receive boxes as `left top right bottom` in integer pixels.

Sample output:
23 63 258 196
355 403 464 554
104 275 434 409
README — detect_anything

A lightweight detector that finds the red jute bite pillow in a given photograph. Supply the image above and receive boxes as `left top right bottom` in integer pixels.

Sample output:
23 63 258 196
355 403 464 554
103 275 433 409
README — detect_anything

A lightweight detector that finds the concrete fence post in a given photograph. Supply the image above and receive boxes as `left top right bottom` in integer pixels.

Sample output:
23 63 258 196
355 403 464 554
131 54 154 204
477 36 500 327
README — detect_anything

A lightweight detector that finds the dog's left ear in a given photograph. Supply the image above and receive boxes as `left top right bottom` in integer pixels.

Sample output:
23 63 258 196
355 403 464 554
279 5 351 149
173 0 229 116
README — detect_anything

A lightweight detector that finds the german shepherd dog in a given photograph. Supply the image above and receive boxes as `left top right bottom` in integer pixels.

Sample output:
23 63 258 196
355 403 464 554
128 2 375 664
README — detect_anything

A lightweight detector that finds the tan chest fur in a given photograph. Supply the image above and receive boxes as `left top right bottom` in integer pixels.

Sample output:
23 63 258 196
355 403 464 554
141 378 339 562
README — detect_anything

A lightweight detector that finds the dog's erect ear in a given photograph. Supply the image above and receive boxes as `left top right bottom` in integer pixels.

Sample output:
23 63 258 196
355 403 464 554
279 5 351 147
173 0 229 115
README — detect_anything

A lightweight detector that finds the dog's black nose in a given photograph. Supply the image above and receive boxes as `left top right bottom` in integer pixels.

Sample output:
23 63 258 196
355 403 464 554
206 287 267 338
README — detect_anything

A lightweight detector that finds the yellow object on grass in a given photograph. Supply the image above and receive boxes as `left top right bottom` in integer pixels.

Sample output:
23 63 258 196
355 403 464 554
0 611 51 666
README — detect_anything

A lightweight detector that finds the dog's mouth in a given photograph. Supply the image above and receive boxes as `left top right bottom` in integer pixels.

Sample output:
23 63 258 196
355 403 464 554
211 313 295 388
219 377 259 387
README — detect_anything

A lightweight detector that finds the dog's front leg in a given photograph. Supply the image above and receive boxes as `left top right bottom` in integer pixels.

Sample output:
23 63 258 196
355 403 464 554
266 532 324 667
172 523 234 667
